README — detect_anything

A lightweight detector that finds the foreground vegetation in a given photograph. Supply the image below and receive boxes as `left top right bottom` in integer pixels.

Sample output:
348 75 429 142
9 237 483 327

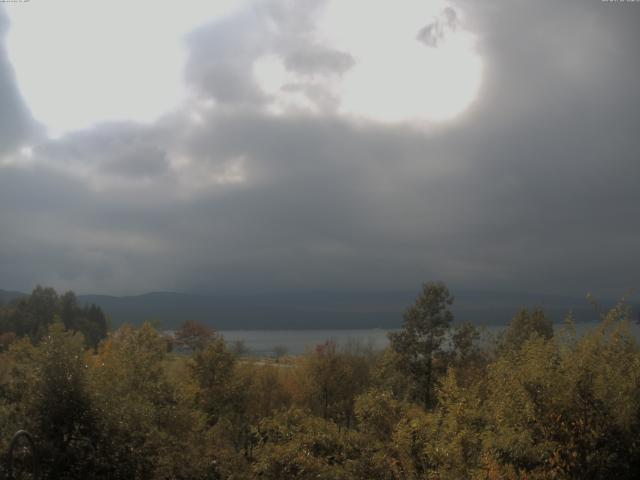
1 283 639 479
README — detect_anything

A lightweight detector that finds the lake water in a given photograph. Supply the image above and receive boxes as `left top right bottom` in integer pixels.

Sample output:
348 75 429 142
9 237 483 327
219 321 640 357
219 329 394 356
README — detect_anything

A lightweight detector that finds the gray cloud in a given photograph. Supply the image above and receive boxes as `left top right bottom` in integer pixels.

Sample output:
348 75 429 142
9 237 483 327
37 123 170 179
417 6 458 47
184 0 328 105
184 12 268 105
0 0 639 298
284 46 354 76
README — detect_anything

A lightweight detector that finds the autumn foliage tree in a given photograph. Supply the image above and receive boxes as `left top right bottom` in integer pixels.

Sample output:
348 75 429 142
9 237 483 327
174 319 215 351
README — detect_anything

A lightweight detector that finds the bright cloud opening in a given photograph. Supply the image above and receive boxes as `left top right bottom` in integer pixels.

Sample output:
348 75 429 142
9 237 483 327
4 0 242 138
254 0 483 124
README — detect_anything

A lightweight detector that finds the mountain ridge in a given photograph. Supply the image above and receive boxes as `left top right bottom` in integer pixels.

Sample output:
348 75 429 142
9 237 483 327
3 288 636 330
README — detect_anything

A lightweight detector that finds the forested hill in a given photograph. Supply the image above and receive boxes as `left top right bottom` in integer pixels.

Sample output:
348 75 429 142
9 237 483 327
0 289 26 304
3 288 634 329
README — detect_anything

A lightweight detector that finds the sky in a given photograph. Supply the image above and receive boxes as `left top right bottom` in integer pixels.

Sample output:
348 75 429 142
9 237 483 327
0 0 639 297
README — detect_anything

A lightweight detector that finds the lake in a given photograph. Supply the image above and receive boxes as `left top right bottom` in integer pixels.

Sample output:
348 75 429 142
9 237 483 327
219 321 640 357
219 329 393 356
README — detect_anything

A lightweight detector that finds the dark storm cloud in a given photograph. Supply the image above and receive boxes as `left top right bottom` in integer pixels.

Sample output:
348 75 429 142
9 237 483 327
441 0 640 294
0 0 639 297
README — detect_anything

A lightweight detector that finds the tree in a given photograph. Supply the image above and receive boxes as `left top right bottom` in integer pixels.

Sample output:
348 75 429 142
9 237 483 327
501 306 553 351
0 331 16 352
449 322 487 387
272 345 288 362
189 336 256 460
294 340 371 427
11 286 58 341
232 339 249 357
246 364 291 419
422 370 486 479
90 322 211 479
31 322 98 479
1 287 107 349
190 336 240 425
253 409 395 480
81 304 108 350
59 292 107 350
354 388 403 442
481 305 640 479
388 281 453 408
174 319 215 351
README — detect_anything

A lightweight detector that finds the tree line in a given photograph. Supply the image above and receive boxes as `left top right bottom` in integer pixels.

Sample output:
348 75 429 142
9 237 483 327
1 282 639 479
0 286 108 351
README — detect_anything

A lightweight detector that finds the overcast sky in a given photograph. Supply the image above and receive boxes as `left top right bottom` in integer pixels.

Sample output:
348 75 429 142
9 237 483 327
0 0 639 297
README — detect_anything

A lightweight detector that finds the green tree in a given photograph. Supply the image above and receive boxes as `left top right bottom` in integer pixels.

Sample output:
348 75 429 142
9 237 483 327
30 322 98 479
449 322 487 388
59 291 108 350
2 287 107 349
11 286 59 342
388 281 454 408
501 306 553 351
